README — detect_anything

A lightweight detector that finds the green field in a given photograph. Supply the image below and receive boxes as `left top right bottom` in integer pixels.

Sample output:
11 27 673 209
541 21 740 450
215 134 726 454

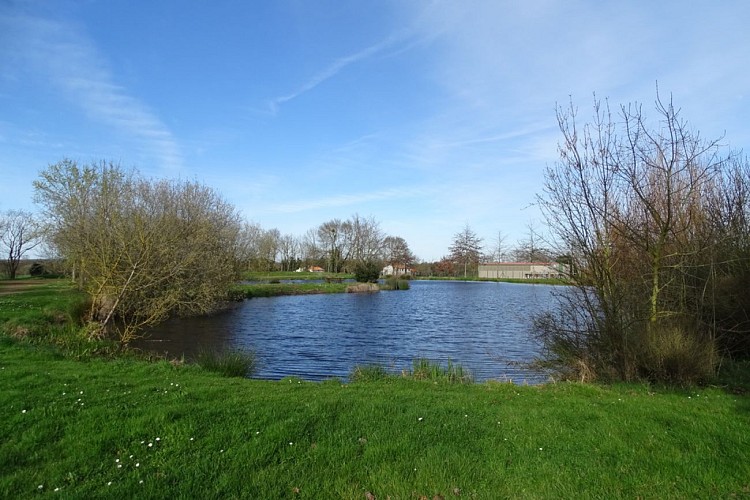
1 281 749 497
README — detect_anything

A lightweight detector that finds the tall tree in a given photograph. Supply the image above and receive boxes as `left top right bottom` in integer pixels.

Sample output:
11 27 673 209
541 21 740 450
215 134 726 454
300 228 323 268
0 210 41 279
318 219 345 273
449 224 483 278
278 234 301 271
347 214 384 267
536 92 732 382
486 230 509 263
512 223 552 262
382 235 416 268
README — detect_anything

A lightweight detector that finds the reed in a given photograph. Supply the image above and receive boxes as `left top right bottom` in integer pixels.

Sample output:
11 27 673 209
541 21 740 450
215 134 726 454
194 348 257 378
408 358 473 384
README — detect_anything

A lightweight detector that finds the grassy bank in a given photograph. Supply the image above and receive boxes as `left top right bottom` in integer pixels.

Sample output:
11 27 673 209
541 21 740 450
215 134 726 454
233 282 349 298
2 280 749 497
2 338 749 498
243 271 354 281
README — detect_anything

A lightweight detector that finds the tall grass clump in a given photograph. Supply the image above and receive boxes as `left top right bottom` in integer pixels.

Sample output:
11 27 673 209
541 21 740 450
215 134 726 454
382 277 410 290
349 364 391 382
195 348 257 378
635 319 718 385
407 358 473 384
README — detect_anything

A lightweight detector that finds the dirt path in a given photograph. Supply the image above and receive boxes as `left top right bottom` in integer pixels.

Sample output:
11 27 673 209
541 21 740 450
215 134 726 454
0 280 49 296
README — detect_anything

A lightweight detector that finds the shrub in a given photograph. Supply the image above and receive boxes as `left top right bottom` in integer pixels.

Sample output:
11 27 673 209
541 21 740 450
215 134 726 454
353 261 381 283
29 262 46 276
634 320 717 385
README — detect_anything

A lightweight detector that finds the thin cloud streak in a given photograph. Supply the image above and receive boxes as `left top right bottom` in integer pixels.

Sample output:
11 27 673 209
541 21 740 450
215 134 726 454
269 31 413 113
263 187 420 214
4 13 182 170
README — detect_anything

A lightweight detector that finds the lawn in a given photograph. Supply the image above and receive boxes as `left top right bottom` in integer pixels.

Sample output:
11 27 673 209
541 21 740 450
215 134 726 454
1 281 749 498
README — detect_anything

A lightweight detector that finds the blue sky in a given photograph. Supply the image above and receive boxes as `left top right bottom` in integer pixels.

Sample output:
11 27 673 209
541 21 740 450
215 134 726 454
1 1 749 261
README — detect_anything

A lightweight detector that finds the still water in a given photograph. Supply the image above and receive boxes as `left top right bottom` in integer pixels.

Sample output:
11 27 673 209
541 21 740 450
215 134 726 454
138 280 557 383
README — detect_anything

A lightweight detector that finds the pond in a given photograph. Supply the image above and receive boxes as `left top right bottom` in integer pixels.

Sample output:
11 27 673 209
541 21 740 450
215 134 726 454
136 280 558 383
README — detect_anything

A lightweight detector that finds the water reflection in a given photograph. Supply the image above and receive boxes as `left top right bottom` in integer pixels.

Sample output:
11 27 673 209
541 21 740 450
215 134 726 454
137 280 556 383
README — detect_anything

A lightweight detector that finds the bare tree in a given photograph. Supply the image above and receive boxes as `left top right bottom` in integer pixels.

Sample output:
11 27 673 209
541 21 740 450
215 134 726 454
449 223 483 278
347 214 384 266
258 228 280 271
318 219 345 273
536 91 729 382
235 223 280 272
0 210 41 279
315 214 384 272
235 221 264 271
278 234 301 271
486 230 509 263
512 223 552 262
382 235 416 267
300 228 323 268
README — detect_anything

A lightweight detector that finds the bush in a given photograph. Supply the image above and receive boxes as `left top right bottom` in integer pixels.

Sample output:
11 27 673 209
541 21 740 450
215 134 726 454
353 261 381 283
29 262 46 276
635 320 718 385
534 305 720 385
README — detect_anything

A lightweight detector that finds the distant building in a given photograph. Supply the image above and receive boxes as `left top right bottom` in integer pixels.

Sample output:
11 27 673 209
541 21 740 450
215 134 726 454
478 262 568 279
381 264 414 276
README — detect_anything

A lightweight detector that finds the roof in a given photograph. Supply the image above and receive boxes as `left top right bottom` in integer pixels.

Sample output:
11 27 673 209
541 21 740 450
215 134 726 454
480 262 557 266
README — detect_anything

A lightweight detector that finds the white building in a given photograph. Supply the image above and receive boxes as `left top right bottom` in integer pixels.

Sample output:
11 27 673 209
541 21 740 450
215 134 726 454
478 262 568 279
381 264 414 276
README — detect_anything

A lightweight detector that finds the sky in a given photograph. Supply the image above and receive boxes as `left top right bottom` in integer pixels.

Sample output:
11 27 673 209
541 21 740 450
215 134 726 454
1 1 749 261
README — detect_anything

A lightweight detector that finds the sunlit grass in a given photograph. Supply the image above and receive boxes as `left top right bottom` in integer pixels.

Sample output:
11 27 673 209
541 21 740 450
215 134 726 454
242 271 353 281
1 277 749 497
1 339 749 497
233 282 349 298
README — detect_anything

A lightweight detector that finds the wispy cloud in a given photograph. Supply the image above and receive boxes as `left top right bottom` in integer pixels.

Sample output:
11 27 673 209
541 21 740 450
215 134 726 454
263 187 415 214
2 12 182 169
268 31 413 113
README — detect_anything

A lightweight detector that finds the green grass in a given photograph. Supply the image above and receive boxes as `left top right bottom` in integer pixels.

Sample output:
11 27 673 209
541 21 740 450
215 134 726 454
0 280 87 335
1 278 750 497
1 339 749 498
233 282 349 298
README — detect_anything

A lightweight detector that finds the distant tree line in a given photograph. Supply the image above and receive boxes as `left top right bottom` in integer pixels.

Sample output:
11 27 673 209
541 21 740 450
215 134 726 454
235 216 417 276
